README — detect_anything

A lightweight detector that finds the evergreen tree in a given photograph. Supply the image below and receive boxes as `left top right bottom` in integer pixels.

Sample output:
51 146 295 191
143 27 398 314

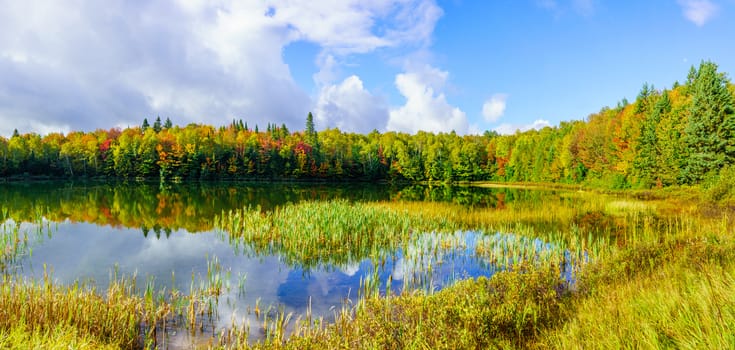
655 91 684 186
164 117 173 129
634 83 655 115
306 112 317 145
141 118 150 132
633 91 670 187
153 116 162 133
681 61 735 184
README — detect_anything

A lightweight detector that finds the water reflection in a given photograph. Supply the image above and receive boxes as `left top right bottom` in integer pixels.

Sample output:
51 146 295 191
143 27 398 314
0 182 558 233
0 182 576 344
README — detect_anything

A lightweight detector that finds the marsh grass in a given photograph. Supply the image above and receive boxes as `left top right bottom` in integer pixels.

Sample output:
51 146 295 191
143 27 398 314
0 271 143 348
215 196 606 272
540 235 735 349
215 199 464 270
4 186 735 349
0 223 29 273
211 197 596 348
0 253 240 349
0 321 120 350
249 264 570 350
220 190 735 349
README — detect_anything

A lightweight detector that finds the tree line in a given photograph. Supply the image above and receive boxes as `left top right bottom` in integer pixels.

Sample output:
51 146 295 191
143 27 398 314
1 61 733 188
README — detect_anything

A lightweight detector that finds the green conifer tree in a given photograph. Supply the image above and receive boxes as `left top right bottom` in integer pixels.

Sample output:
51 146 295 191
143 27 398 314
681 61 735 184
633 91 670 187
153 116 162 133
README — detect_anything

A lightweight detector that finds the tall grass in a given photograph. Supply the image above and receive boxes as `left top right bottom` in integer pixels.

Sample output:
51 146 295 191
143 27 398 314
215 199 465 270
0 271 143 348
0 257 240 349
4 185 735 348
224 190 735 349
214 196 609 272
253 264 570 350
540 235 735 349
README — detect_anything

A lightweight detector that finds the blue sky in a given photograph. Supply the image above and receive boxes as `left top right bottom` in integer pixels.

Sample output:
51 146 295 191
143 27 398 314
1 1 733 137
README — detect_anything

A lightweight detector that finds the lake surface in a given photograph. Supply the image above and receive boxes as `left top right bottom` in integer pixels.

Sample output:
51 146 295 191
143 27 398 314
0 181 571 344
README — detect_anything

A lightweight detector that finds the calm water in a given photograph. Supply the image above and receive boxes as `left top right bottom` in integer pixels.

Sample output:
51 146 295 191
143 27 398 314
0 181 568 344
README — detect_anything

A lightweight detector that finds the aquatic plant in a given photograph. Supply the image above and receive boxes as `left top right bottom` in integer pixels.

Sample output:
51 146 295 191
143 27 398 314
215 199 457 270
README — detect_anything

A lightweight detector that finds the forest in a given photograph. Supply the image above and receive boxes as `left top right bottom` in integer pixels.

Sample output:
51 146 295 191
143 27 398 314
1 61 734 190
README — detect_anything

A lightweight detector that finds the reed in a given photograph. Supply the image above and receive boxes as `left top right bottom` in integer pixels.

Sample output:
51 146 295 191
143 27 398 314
256 263 569 349
215 199 457 270
0 271 143 348
0 253 236 349
540 234 735 349
214 196 609 271
5 184 735 349
0 321 119 350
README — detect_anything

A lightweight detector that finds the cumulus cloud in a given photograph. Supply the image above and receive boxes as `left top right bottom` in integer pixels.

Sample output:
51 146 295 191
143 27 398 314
678 0 718 26
0 0 443 136
387 65 468 134
494 119 551 135
482 94 508 123
314 75 389 133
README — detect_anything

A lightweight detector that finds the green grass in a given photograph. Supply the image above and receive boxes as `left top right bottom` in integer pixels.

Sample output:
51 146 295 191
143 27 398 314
269 265 569 350
0 273 143 348
0 322 120 350
539 235 735 349
215 199 463 269
0 259 235 349
3 186 735 349
232 191 735 349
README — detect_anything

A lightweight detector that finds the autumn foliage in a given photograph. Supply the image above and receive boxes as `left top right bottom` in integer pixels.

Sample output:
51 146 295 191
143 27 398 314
1 61 733 189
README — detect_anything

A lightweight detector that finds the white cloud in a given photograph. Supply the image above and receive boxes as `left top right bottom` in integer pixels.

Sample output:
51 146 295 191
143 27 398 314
482 94 508 123
678 0 718 26
0 0 443 136
272 1 442 54
313 54 340 87
387 65 468 134
494 119 551 135
315 75 389 133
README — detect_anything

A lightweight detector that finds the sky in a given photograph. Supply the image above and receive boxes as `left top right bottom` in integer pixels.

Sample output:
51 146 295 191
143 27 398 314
1 0 734 137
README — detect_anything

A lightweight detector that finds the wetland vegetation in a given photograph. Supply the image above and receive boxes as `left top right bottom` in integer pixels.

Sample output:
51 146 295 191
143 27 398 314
1 182 733 348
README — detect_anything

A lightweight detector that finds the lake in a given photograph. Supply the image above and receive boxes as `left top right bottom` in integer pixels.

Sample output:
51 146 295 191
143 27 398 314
0 181 580 346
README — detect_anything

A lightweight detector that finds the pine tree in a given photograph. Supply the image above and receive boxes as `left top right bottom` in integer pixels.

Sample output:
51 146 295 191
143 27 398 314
141 118 150 132
306 112 317 146
633 91 670 187
164 117 173 129
153 116 162 133
634 83 654 114
681 61 735 184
